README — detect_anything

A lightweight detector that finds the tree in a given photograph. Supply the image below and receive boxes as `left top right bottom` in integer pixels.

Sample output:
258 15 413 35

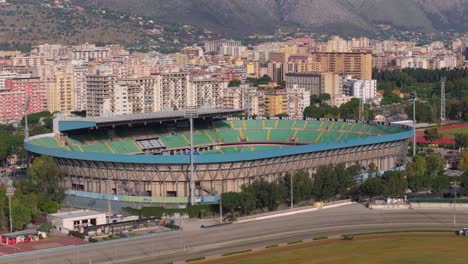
424 128 441 142
382 171 407 197
459 149 468 171
228 80 241 87
318 93 331 104
425 153 445 177
313 165 337 200
28 155 64 202
284 171 313 204
335 164 353 196
431 176 450 193
360 177 384 197
238 191 255 215
221 192 241 216
455 133 468 149
381 90 402 105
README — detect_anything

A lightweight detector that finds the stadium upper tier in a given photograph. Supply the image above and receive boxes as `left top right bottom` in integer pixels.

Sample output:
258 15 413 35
26 119 410 160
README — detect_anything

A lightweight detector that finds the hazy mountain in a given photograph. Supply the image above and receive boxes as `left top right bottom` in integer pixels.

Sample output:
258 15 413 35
82 0 468 34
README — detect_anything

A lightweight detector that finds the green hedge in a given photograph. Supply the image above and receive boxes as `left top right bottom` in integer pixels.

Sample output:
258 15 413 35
123 204 213 218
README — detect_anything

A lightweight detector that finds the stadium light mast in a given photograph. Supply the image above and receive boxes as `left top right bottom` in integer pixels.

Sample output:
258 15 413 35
185 108 199 206
411 91 417 157
440 77 446 124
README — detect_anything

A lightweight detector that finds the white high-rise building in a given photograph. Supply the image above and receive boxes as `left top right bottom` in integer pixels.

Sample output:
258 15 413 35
342 75 377 103
287 85 310 118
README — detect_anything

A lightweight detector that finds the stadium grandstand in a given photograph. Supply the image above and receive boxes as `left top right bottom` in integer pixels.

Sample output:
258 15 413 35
24 109 412 205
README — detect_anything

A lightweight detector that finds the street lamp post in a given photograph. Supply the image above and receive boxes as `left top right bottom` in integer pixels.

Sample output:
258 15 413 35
411 91 417 157
290 174 294 209
6 186 15 233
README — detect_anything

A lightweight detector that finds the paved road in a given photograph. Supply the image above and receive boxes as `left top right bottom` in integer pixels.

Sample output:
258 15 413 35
1 204 467 264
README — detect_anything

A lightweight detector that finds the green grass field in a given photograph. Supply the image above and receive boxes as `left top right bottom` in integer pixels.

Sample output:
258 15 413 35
202 233 468 264
440 127 468 138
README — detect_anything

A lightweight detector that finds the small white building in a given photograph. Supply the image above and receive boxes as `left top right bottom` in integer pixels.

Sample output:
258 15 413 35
48 210 106 233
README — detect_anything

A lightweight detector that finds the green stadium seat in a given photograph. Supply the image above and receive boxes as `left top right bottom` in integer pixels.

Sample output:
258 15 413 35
317 132 341 143
217 130 240 142
108 140 140 153
294 120 306 128
306 120 321 130
189 133 213 145
213 120 231 129
231 120 243 129
296 130 320 142
269 129 294 141
276 120 294 129
264 120 276 128
243 130 268 141
81 143 111 153
245 120 263 129
159 135 189 148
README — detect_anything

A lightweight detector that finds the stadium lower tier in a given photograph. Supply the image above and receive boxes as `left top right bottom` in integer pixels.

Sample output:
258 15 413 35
25 118 412 201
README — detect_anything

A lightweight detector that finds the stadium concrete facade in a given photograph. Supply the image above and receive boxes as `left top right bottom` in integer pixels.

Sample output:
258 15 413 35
24 109 412 204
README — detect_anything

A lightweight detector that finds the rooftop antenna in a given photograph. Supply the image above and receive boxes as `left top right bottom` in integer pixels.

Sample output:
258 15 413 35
440 77 446 124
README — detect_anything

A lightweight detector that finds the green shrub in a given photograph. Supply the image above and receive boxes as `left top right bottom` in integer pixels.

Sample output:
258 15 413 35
313 236 328 240
222 249 252 256
287 240 303 244
186 256 205 262
37 222 53 233
89 238 98 243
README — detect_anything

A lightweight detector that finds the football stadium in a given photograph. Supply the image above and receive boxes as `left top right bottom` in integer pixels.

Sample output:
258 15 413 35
24 109 413 204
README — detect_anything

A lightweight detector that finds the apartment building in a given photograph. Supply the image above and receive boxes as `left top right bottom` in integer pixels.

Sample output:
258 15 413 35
0 77 46 123
287 86 310 118
309 52 372 80
86 74 117 117
285 72 342 96
47 70 75 114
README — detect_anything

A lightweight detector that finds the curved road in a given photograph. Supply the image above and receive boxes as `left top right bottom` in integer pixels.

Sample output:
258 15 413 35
1 204 466 264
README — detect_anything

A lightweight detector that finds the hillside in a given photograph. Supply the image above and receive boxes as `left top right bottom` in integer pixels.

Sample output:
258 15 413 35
0 0 206 51
0 0 466 49
82 0 468 35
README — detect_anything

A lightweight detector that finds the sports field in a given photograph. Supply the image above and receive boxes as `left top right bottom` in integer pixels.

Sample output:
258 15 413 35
201 232 468 264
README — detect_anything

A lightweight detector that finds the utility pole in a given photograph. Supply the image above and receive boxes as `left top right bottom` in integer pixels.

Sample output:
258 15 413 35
411 91 417 156
441 77 446 124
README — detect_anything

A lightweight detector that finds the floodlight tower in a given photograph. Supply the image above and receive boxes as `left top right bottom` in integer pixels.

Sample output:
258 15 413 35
185 107 198 206
440 77 446 124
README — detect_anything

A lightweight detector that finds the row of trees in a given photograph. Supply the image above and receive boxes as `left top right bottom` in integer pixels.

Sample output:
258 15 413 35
221 151 459 219
0 155 64 231
303 94 372 120
221 164 361 217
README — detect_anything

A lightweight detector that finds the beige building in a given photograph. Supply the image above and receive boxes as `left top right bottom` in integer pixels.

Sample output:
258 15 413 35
309 52 372 80
47 70 75 114
265 89 288 117
223 85 259 116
